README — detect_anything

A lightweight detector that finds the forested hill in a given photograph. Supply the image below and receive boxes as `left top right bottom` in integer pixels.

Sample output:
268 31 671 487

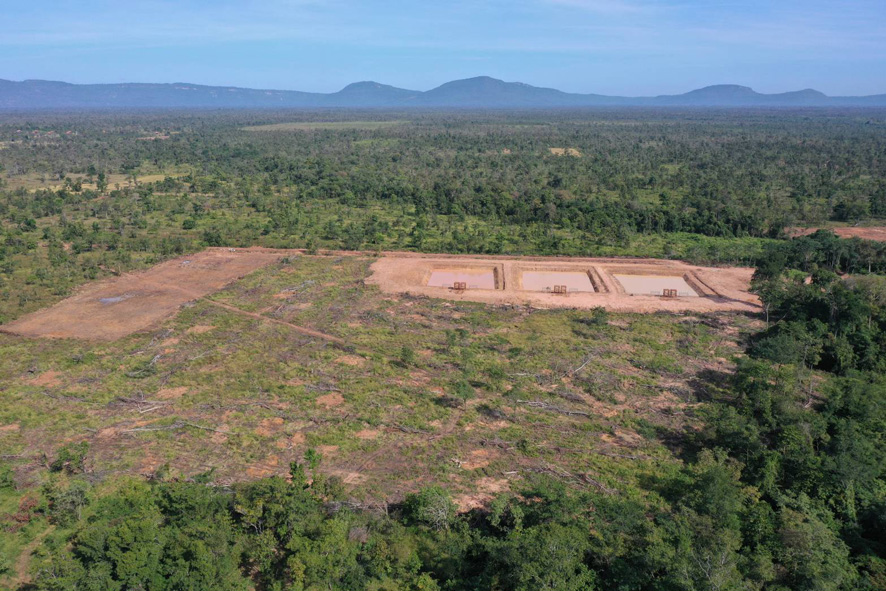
2 76 886 109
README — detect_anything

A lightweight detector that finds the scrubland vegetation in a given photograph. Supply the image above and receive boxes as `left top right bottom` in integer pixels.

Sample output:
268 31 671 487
1 109 885 590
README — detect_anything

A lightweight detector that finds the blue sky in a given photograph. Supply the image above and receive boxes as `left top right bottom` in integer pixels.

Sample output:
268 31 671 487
1 0 884 95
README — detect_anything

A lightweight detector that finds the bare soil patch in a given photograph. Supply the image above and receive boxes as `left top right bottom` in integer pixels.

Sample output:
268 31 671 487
461 449 495 470
316 392 345 408
156 387 188 400
549 147 582 156
355 429 380 440
28 371 62 387
329 469 368 485
275 432 306 449
521 270 595 292
186 325 215 335
255 417 285 437
613 274 698 297
788 226 886 242
454 477 511 511
336 355 366 367
428 268 497 289
1 248 281 340
367 254 759 313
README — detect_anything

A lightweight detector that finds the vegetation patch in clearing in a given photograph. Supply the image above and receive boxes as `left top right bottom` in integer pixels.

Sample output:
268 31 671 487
549 147 582 156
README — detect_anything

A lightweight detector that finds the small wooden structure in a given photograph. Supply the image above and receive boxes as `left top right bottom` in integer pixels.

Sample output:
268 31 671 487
662 288 678 298
553 285 568 296
453 282 467 292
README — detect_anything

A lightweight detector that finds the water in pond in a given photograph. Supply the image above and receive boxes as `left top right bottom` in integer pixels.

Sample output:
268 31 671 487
613 275 698 297
521 271 594 292
427 269 496 289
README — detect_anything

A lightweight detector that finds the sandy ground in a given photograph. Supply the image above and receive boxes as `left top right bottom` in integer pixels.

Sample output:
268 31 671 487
787 226 886 242
613 274 697 297
367 254 760 313
1 248 282 341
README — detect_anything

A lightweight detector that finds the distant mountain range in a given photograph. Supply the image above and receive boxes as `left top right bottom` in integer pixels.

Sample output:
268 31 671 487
1 76 885 109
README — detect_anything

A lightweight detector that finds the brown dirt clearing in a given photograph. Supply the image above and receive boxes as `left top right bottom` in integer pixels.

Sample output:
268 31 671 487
367 253 759 313
788 226 886 242
316 392 345 408
1 248 282 340
28 370 62 387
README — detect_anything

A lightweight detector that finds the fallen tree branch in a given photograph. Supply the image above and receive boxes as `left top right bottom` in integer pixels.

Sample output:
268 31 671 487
122 421 228 434
524 462 618 494
392 424 429 435
517 400 592 417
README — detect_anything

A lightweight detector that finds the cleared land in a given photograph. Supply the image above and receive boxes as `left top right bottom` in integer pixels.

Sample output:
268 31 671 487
2 171 180 192
0 253 758 506
368 254 759 313
788 226 886 242
2 250 759 342
428 268 497 289
549 147 582 156
613 274 698 297
521 270 595 292
1 248 282 340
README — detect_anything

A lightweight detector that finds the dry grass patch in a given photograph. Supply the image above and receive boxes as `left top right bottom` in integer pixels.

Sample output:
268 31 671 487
549 147 582 156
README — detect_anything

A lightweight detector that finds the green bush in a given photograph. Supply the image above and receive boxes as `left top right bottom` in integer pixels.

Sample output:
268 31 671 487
50 441 89 474
0 463 14 489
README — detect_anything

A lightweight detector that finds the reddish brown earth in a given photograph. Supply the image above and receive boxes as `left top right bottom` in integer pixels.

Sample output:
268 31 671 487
787 226 886 241
367 254 760 313
1 248 281 340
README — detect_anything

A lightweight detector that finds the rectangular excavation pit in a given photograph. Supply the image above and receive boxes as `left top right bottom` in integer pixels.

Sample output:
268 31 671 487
519 270 596 293
426 267 498 290
612 274 699 297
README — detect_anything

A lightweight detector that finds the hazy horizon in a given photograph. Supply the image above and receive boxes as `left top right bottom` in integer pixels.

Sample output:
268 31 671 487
2 0 885 96
3 76 886 98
